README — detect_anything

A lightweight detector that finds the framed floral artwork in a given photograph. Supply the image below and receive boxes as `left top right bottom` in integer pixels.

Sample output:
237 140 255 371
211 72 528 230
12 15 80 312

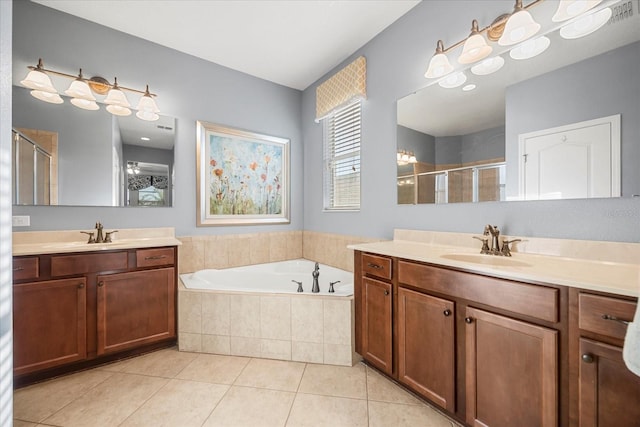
196 121 290 226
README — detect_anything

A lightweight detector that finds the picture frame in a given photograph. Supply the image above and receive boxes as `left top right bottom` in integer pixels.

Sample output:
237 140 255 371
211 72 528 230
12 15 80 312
196 121 290 226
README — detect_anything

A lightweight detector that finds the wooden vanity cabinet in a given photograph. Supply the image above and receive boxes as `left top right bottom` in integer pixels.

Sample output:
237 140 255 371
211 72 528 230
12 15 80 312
355 250 564 426
571 290 640 427
12 246 178 384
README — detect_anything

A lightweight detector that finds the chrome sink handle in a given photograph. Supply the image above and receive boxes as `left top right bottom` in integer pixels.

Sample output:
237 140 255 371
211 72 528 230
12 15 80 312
472 236 490 254
104 230 118 243
501 239 522 257
80 231 95 243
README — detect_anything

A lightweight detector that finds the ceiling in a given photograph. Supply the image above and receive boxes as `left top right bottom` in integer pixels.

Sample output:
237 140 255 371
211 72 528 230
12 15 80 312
32 0 420 91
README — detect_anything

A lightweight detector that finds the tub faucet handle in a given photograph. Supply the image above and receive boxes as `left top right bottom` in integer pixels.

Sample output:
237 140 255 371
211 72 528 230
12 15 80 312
328 281 340 293
292 280 303 293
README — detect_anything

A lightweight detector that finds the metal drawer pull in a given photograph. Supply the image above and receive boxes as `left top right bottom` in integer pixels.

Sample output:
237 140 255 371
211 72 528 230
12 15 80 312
367 263 383 270
384 290 390 296
98 281 104 287
465 317 473 324
145 255 167 260
443 309 452 317
78 283 85 289
13 267 24 272
602 314 630 325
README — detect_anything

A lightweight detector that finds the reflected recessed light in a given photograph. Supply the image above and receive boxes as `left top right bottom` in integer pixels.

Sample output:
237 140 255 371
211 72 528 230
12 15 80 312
471 56 505 75
141 137 151 141
560 8 612 39
438 72 467 89
510 36 551 60
462 84 476 91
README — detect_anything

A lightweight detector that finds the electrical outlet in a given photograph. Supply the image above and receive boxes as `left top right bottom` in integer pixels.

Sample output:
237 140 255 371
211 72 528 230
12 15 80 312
12 216 30 227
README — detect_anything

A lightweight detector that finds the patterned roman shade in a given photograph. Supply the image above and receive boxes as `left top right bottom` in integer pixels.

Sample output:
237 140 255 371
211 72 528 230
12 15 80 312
315 56 366 121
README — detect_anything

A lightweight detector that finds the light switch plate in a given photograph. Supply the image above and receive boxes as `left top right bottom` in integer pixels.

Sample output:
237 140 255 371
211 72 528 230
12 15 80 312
12 215 30 227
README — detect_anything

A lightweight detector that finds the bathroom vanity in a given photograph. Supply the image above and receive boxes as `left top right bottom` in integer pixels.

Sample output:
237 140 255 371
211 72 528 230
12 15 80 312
350 230 640 427
12 228 181 386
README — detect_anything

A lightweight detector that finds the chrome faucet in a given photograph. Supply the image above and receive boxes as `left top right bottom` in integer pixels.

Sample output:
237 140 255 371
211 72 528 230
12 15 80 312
311 262 320 293
484 224 501 254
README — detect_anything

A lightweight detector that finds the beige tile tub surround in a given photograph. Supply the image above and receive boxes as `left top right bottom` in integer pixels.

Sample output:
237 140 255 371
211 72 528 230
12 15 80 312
302 230 382 272
178 283 358 366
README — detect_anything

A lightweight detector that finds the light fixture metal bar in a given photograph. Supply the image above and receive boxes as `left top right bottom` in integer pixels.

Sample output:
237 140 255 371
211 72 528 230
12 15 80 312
439 0 544 54
26 60 157 97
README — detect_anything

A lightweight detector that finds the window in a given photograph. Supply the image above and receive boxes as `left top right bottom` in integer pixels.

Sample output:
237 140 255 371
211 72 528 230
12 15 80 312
323 101 361 210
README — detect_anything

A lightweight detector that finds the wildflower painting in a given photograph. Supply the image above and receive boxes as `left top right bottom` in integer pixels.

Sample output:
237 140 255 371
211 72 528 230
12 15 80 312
196 122 290 226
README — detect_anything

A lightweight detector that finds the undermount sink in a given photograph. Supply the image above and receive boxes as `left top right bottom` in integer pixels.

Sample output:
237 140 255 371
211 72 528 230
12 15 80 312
440 253 532 268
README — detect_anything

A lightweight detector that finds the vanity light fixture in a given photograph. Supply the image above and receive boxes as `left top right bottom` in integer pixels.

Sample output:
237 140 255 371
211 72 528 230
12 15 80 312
471 56 505 75
20 59 161 121
559 7 612 39
510 36 551 60
498 0 541 46
127 161 141 175
397 150 417 166
553 0 603 22
459 20 493 64
424 40 454 78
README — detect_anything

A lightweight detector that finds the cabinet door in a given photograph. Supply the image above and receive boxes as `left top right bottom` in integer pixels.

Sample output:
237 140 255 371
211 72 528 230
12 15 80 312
362 277 393 375
579 338 640 427
13 278 87 375
466 307 558 427
97 267 175 355
398 287 455 412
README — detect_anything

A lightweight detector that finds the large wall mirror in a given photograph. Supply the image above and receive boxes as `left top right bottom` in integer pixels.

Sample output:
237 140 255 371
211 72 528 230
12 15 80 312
397 0 640 204
12 86 175 207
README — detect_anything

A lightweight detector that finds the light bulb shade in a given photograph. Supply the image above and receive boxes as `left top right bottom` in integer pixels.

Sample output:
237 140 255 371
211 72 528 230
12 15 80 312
65 79 96 100
425 53 454 78
510 36 551 60
136 94 160 113
104 87 131 107
560 8 612 39
552 0 602 22
30 90 63 104
438 72 467 89
459 33 493 64
471 56 505 75
498 10 541 46
21 69 57 93
70 98 100 110
136 110 160 121
106 104 132 116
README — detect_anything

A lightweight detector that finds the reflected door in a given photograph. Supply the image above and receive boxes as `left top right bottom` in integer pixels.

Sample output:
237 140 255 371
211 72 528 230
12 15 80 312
519 115 620 200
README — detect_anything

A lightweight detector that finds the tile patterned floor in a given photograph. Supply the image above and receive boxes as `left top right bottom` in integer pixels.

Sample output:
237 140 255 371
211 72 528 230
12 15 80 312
14 348 461 427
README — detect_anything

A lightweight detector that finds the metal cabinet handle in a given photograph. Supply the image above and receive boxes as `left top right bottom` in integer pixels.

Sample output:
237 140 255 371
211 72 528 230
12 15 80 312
582 353 594 364
465 317 473 324
145 255 167 260
384 290 390 296
97 281 104 287
443 309 452 317
78 283 85 289
13 267 24 272
602 314 630 325
367 263 383 270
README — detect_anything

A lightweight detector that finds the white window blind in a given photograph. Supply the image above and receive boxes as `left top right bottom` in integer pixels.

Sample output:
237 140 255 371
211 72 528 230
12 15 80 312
323 101 361 210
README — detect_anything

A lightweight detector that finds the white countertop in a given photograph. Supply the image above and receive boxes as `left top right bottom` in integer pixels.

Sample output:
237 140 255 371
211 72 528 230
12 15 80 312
348 240 640 298
13 227 181 256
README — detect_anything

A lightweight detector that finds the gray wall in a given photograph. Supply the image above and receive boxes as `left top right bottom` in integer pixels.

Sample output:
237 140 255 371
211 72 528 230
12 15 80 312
302 0 640 242
505 41 640 198
11 1 302 236
13 86 113 205
0 0 13 420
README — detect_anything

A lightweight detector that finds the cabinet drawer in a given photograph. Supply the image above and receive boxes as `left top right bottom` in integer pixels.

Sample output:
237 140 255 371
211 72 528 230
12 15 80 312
136 247 175 268
51 252 128 276
13 257 39 281
362 253 392 280
398 261 559 323
578 293 636 340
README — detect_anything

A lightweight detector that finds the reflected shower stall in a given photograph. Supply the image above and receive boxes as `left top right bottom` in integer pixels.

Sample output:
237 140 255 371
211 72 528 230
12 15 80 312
12 129 54 205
